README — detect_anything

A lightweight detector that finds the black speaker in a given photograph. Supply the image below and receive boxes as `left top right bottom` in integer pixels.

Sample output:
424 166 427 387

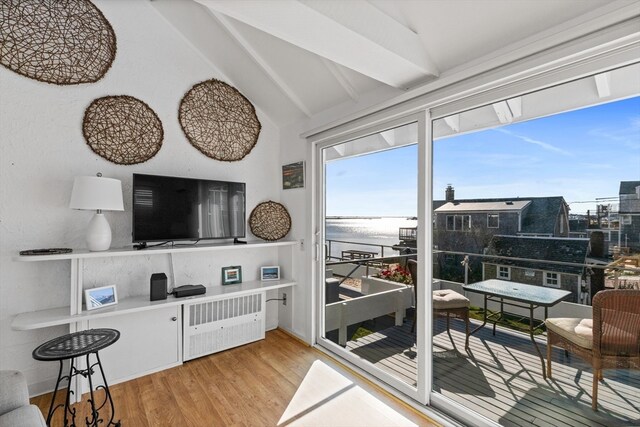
150 273 167 301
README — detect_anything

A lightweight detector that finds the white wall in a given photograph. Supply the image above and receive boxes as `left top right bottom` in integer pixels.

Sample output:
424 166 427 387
0 0 285 395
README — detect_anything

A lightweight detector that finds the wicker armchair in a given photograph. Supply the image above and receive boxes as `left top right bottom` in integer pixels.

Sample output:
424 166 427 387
407 260 470 350
546 289 640 411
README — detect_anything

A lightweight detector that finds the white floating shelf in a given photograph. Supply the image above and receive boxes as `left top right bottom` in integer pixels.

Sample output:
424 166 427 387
14 240 299 262
12 280 296 330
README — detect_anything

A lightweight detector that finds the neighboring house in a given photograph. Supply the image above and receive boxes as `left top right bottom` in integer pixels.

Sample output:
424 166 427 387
618 181 640 253
483 235 590 303
430 185 571 283
433 185 570 254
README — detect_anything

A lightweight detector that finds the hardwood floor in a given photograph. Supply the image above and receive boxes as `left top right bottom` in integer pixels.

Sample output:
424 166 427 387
31 329 437 427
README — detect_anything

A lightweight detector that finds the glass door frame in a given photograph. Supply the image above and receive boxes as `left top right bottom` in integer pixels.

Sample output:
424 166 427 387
307 29 637 423
313 111 430 404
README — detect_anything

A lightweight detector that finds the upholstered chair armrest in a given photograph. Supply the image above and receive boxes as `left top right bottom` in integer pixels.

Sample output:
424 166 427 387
0 370 30 416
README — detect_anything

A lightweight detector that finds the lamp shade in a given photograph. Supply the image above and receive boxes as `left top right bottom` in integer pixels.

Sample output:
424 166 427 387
69 176 124 211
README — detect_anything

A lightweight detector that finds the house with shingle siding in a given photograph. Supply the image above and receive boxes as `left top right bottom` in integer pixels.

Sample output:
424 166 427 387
619 181 640 253
482 235 590 303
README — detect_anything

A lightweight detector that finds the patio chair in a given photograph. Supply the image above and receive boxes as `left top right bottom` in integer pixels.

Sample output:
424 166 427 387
408 260 470 350
546 289 640 411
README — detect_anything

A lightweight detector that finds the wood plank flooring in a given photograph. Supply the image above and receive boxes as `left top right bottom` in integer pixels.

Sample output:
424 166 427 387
346 318 640 427
30 329 437 427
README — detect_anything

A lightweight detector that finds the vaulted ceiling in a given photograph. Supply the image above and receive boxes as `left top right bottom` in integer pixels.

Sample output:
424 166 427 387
150 0 639 128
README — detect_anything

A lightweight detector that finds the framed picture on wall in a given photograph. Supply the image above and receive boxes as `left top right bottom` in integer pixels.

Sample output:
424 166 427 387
85 285 118 311
260 266 280 281
222 266 242 285
282 161 304 189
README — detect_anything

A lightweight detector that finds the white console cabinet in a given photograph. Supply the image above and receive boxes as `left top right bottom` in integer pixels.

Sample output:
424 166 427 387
89 305 182 384
12 241 298 394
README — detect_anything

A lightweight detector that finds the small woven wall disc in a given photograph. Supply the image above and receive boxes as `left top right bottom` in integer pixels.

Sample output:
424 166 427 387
249 201 291 241
83 96 164 165
179 79 261 162
0 0 117 85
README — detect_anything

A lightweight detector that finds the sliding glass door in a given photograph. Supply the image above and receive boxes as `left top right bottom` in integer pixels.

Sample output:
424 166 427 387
315 115 427 402
429 62 640 426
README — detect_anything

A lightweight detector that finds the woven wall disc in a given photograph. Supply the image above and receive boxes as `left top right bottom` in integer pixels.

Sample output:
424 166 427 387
179 79 261 162
0 0 116 85
249 201 291 241
83 96 164 165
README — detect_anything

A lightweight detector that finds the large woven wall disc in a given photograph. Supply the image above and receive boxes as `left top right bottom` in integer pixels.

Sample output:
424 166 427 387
249 201 291 241
83 96 164 165
179 79 261 162
0 0 116 85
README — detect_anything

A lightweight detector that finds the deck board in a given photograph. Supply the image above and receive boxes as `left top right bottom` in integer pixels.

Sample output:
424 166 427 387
345 317 640 426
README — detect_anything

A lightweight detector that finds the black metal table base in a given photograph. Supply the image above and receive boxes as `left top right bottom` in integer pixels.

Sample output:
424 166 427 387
46 352 120 427
33 329 121 427
469 294 549 379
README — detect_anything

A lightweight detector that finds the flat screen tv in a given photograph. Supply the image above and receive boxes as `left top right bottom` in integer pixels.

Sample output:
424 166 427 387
132 173 246 243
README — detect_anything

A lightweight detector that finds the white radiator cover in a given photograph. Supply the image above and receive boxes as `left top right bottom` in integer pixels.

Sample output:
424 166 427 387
183 292 265 361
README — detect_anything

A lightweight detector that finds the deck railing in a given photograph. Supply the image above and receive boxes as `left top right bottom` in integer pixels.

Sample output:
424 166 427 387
325 238 401 261
324 239 639 302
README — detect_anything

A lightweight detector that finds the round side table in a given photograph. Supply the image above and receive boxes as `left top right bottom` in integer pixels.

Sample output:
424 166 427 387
33 328 120 427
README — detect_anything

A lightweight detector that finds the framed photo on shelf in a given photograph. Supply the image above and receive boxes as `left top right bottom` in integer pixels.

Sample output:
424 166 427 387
260 266 280 281
85 285 118 311
222 266 242 285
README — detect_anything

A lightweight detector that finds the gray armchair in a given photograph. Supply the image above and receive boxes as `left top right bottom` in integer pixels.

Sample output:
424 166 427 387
0 371 46 427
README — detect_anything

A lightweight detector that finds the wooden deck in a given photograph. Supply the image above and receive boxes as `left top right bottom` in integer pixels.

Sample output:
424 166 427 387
346 318 640 426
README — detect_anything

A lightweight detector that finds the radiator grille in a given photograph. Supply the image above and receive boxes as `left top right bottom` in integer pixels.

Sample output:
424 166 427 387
183 292 265 361
188 293 262 326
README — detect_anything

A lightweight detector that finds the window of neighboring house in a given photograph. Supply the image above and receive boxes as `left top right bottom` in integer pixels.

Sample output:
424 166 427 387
498 266 510 280
545 272 561 288
446 215 455 230
447 214 471 231
621 215 632 225
488 214 499 228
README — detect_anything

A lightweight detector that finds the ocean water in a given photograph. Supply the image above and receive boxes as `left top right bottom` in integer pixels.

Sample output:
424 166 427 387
325 217 417 260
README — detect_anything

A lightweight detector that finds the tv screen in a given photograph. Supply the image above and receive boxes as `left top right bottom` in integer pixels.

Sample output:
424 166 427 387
132 174 246 243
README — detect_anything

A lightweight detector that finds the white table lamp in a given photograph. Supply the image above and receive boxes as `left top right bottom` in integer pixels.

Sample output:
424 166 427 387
69 173 124 251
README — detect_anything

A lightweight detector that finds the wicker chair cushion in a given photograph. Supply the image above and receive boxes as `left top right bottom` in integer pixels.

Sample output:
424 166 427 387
432 289 470 310
546 318 593 349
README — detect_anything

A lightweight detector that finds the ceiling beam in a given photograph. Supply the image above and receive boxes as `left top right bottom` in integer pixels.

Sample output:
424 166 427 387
594 72 611 98
492 97 522 124
194 0 439 88
321 59 359 102
443 115 460 133
208 10 313 117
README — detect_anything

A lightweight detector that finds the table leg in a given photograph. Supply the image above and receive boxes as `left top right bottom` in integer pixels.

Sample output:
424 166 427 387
86 353 98 426
492 298 504 336
528 304 546 379
95 352 120 426
45 360 64 426
469 294 488 335
63 357 77 427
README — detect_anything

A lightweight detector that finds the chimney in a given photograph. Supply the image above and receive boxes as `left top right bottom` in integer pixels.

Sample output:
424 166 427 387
445 184 455 202
590 231 605 257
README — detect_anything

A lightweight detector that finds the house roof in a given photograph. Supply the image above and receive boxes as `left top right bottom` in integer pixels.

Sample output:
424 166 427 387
619 181 640 195
435 200 531 212
485 235 589 275
434 196 566 235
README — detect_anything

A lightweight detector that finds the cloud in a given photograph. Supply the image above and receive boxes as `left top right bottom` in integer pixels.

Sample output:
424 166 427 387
494 128 572 155
589 116 640 150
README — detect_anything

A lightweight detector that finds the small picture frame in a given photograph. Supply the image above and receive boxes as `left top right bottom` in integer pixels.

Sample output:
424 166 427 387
222 266 242 285
85 285 118 311
260 266 280 281
282 161 305 189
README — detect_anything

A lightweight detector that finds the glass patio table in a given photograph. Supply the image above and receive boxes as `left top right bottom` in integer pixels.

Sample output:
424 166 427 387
463 279 571 379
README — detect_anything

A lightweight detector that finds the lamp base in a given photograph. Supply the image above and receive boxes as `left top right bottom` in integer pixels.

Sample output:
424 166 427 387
86 213 112 251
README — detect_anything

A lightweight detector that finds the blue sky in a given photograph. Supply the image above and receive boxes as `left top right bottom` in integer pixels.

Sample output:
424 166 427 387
326 96 640 216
